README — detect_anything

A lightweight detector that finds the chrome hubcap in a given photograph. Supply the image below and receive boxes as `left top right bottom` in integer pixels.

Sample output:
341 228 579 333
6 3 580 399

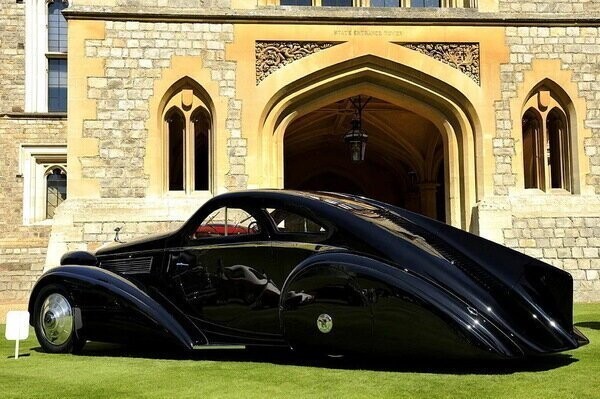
317 313 333 334
39 293 73 346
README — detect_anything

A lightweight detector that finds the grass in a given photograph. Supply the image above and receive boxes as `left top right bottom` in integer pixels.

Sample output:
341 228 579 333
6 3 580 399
0 304 599 399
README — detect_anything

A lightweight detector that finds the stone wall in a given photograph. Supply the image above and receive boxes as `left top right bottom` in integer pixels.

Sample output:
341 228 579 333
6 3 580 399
494 26 600 195
115 0 230 8
487 24 600 301
45 197 201 267
0 117 67 302
0 1 25 113
498 0 600 14
82 20 245 197
503 215 600 302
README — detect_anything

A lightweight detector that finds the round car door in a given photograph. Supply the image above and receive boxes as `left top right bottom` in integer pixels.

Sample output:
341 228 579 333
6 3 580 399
167 206 281 340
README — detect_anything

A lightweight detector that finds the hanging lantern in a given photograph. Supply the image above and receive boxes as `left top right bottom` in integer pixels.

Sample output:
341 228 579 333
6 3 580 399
343 116 368 162
343 96 372 163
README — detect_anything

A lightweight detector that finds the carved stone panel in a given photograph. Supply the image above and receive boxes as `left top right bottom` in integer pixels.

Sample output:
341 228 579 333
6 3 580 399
396 43 480 85
256 41 342 84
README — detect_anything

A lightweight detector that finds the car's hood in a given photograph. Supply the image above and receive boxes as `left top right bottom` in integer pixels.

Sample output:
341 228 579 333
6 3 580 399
95 231 173 256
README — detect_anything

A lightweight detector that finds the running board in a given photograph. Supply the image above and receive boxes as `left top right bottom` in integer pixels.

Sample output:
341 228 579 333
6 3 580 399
192 345 246 350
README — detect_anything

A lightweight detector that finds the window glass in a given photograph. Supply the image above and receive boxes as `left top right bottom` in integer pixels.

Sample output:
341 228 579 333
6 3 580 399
167 110 185 191
521 89 571 192
547 108 569 190
266 208 326 234
192 207 260 239
280 0 312 5
322 0 353 6
48 1 68 53
522 109 543 189
162 87 212 194
46 168 67 219
192 108 210 191
48 59 67 112
371 0 400 6
411 0 440 7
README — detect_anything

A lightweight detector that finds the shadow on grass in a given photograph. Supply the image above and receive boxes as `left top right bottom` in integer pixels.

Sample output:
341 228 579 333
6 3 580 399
31 343 578 375
575 321 600 331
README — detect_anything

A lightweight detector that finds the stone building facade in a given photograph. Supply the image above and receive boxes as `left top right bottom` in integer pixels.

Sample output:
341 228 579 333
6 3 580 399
0 1 67 306
1 0 599 309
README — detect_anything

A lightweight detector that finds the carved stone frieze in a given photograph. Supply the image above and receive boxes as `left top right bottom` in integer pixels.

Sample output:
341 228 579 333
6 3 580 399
256 41 342 84
396 43 480 85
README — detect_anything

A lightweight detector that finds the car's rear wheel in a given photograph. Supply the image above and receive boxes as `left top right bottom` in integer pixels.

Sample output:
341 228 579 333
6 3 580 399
33 284 85 353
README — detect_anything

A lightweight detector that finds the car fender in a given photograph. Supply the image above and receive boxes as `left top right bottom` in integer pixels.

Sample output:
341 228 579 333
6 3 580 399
280 251 523 359
29 265 204 351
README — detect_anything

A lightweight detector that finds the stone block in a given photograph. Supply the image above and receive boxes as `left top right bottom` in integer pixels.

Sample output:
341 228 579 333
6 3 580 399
557 248 572 259
571 270 587 281
583 247 599 258
578 259 592 270
518 239 536 248
543 248 557 258
586 270 599 281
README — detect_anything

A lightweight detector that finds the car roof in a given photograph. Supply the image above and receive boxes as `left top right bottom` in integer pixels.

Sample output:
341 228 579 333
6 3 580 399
211 189 382 214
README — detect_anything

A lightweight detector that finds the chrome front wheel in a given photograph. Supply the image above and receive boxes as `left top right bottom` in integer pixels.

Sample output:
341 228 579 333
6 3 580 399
34 285 85 353
39 293 73 346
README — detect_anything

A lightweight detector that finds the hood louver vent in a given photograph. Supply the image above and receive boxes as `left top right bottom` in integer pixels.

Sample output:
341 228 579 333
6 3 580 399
100 257 153 275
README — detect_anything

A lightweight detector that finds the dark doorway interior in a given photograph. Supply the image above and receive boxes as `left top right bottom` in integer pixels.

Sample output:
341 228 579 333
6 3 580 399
284 96 446 222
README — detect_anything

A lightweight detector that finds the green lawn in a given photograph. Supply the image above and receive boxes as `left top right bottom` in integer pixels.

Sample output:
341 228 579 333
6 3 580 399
1 304 599 399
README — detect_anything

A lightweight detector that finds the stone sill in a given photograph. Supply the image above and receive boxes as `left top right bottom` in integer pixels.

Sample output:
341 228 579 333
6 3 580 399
64 6 600 26
478 194 600 217
0 112 67 120
55 195 215 223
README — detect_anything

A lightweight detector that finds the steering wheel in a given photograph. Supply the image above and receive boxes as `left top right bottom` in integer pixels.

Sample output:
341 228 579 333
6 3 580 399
248 221 259 233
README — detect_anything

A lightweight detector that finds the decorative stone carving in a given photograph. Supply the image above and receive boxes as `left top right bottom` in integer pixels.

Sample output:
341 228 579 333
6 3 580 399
396 43 480 85
256 41 342 84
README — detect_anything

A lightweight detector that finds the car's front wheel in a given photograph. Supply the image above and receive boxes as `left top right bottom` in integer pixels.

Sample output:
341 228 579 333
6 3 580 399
33 284 85 353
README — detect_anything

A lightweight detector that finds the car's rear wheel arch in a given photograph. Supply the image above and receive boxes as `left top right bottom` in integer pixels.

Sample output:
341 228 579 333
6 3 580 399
279 252 376 356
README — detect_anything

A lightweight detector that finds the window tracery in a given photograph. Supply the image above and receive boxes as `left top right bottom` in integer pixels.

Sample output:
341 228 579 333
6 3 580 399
522 88 572 192
162 83 212 193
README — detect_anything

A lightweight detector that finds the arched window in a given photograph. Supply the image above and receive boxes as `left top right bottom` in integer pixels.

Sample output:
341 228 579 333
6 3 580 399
521 88 572 192
162 83 212 193
46 167 67 219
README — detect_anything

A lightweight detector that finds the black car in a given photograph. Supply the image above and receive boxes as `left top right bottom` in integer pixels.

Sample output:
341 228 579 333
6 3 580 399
29 190 588 359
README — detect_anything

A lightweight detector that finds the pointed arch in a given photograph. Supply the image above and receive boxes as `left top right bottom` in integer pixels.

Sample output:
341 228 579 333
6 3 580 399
45 166 67 219
521 79 575 193
258 55 481 228
158 77 214 194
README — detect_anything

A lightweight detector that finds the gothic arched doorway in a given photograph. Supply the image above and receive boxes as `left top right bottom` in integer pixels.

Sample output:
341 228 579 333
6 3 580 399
284 96 446 221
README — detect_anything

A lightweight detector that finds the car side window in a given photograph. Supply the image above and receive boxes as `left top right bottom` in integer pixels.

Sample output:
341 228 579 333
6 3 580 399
265 208 326 235
191 207 260 240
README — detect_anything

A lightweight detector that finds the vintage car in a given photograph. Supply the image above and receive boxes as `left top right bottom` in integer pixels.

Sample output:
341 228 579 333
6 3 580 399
29 190 588 359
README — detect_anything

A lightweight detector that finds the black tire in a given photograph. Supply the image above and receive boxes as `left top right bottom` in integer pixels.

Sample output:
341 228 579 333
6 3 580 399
33 284 86 353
